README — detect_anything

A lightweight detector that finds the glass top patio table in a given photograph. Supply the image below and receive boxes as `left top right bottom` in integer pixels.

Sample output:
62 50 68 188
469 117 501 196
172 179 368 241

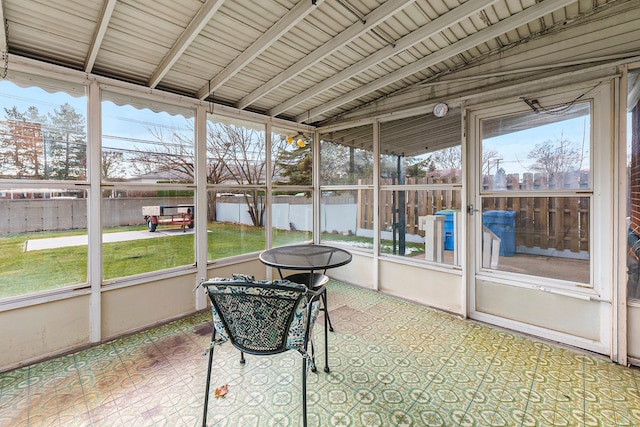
259 244 352 273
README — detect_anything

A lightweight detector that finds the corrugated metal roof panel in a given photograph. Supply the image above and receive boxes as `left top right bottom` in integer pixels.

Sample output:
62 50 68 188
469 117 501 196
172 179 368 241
5 0 101 68
0 0 629 124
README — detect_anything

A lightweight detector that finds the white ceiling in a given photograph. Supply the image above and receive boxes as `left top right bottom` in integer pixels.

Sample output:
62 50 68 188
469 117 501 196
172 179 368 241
0 0 621 126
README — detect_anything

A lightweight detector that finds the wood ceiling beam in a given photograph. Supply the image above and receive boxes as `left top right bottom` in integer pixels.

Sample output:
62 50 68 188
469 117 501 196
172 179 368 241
196 0 324 100
148 0 225 89
270 0 498 118
84 0 117 73
236 0 416 111
295 0 576 123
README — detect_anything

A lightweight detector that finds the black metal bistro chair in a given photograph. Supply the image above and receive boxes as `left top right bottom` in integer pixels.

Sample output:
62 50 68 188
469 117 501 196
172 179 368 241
198 274 327 427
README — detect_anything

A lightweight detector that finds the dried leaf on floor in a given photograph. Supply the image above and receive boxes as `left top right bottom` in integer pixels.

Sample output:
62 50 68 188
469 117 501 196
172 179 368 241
214 384 229 398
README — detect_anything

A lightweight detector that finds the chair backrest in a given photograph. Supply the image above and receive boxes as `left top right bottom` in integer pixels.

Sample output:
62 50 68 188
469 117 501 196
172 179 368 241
201 275 317 356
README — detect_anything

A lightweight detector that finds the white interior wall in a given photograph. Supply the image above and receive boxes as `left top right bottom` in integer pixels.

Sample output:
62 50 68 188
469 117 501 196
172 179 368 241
379 260 463 315
101 274 198 340
0 295 90 371
322 253 374 290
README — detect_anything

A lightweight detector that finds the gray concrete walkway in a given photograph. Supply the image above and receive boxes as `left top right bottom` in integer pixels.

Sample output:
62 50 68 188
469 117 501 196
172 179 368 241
25 229 194 251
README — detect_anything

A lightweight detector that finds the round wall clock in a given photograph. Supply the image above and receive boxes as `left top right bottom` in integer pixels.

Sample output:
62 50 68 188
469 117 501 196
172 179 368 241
433 102 449 118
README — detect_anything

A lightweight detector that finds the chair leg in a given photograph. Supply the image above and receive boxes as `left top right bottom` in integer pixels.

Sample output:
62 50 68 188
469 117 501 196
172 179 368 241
202 328 217 427
302 356 308 427
318 289 331 373
321 290 334 332
240 351 245 364
309 340 317 373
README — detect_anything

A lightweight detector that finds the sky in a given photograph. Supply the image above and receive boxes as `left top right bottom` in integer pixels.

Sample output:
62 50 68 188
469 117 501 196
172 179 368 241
482 114 591 176
0 80 193 154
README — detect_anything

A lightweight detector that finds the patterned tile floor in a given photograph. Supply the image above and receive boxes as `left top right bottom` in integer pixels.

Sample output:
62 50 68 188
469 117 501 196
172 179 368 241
1 280 640 426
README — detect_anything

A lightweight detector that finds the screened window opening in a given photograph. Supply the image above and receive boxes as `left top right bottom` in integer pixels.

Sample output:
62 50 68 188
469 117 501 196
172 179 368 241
0 78 88 181
206 115 267 261
379 112 462 266
101 93 196 281
480 102 592 283
0 76 89 298
270 126 313 247
320 125 374 252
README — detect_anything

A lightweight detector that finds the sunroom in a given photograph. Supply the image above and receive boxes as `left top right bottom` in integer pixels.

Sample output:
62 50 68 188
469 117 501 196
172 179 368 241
1 0 640 424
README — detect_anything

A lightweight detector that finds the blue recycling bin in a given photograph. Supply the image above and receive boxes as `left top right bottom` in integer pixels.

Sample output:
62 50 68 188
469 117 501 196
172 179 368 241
482 210 516 256
436 210 457 250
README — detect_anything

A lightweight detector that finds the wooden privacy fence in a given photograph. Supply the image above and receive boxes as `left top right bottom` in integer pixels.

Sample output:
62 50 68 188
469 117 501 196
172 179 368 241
358 177 463 236
483 172 590 254
482 195 590 255
356 174 590 255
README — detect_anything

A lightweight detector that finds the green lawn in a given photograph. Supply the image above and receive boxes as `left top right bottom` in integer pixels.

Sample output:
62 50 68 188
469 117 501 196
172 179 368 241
0 224 421 300
0 231 89 298
0 223 311 299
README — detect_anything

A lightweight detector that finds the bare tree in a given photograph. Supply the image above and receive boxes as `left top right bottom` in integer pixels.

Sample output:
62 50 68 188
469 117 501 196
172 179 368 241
431 146 461 170
205 123 239 221
209 121 284 227
132 126 194 181
481 148 500 176
527 134 581 183
427 145 498 177
320 141 349 183
128 118 295 226
405 157 434 178
101 150 128 180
